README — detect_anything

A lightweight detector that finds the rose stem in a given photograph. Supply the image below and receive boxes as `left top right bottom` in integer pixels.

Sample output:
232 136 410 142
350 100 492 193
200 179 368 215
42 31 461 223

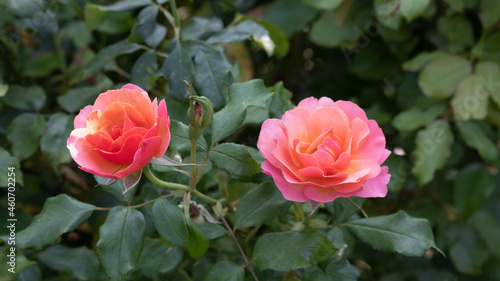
346 197 369 219
143 164 217 204
158 2 181 44
215 205 259 281
294 202 305 222
93 193 174 211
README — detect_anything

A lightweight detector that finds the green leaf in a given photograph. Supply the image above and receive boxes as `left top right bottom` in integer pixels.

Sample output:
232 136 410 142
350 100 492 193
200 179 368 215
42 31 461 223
3 0 43 17
161 42 195 101
186 222 209 259
131 50 158 90
374 0 403 30
207 20 277 57
324 258 361 281
444 0 464 11
96 11 135 35
57 75 113 113
480 0 500 28
151 198 189 246
453 164 495 219
309 2 371 48
400 0 430 22
325 197 366 225
418 55 471 99
0 147 23 186
482 32 500 64
470 211 500 257
451 75 489 120
411 120 453 186
0 83 8 97
303 258 360 281
66 22 93 48
150 155 198 167
209 143 262 177
7 113 46 160
95 175 137 203
193 47 234 109
303 0 342 10
402 51 448 72
197 223 227 240
253 230 338 271
392 105 445 131
38 244 103 280
85 40 142 73
89 0 152 12
182 17 223 40
17 265 41 281
345 210 441 256
40 113 73 166
17 194 95 249
456 121 498 160
211 80 273 143
438 15 474 53
169 120 208 152
145 24 167 48
449 224 488 274
2 85 46 111
456 121 498 161
97 206 146 280
203 261 244 281
23 53 60 77
264 0 318 38
138 238 183 278
476 61 500 108
128 5 158 43
268 81 294 118
234 181 291 229
84 4 105 31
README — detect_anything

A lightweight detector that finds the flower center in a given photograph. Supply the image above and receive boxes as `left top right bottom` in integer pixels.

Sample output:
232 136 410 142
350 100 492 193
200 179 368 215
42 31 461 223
110 125 123 140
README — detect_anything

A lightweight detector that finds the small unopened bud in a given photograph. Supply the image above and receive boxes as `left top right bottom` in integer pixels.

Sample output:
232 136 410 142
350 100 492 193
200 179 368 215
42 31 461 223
187 96 213 129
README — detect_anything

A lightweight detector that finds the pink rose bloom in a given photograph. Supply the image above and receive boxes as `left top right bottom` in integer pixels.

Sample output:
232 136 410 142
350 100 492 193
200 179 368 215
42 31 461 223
257 97 391 203
67 84 170 179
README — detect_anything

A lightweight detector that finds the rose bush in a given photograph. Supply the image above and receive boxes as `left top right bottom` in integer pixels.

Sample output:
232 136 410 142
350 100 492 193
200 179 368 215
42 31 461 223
67 84 170 179
258 97 391 203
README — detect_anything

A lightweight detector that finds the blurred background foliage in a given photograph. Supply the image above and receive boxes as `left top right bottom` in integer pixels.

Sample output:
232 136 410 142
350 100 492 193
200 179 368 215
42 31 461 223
1 0 500 280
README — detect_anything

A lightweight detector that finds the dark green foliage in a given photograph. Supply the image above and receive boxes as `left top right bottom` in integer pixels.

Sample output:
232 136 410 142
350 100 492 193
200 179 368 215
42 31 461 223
2 0 500 280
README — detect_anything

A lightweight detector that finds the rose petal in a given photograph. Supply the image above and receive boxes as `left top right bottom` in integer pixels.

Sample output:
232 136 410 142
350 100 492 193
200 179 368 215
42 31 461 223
356 120 385 162
350 118 370 154
282 107 310 141
306 107 350 145
114 136 162 177
353 166 390 198
74 105 93 129
257 118 286 167
299 166 324 177
121 83 148 97
67 129 122 179
333 100 368 122
97 134 143 165
154 99 171 158
93 88 155 127
378 149 391 165
304 186 344 203
262 161 309 202
296 96 335 114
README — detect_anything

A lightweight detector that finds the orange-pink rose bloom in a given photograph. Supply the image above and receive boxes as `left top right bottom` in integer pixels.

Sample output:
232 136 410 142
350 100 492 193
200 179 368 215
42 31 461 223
257 97 391 203
67 84 170 179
